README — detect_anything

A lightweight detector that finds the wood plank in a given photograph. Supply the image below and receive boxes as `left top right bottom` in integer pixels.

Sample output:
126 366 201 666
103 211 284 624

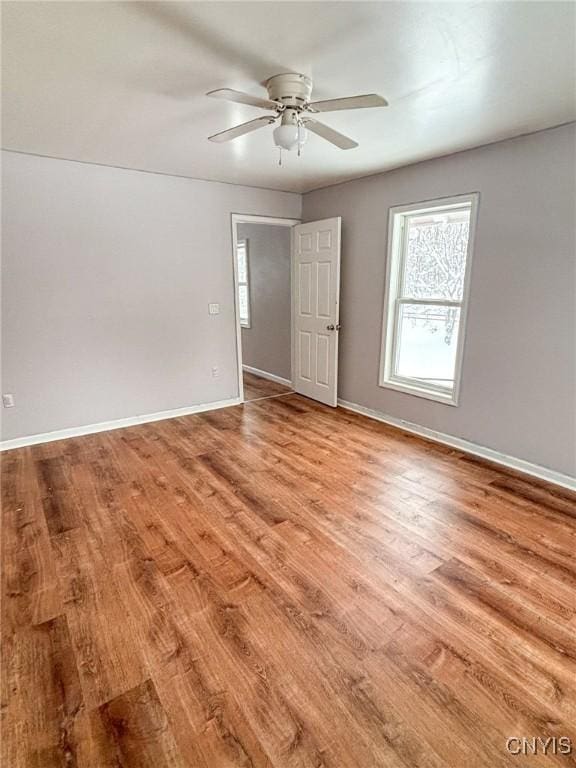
2 537 62 632
92 680 187 767
51 528 147 709
1 449 49 553
1 616 83 768
35 456 84 536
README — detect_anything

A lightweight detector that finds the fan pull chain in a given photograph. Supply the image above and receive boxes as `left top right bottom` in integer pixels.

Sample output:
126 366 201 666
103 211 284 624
278 148 282 166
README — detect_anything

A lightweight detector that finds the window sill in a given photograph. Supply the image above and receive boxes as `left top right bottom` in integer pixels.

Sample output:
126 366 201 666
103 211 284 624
379 377 459 406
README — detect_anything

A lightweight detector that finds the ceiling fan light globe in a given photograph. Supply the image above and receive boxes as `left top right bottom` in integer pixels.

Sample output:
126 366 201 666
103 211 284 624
273 124 300 151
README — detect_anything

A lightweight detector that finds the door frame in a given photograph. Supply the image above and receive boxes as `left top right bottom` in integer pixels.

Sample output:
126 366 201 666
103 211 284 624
231 213 301 403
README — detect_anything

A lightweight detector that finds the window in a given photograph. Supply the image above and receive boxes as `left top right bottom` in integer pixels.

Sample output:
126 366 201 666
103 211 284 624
380 194 478 405
236 239 250 328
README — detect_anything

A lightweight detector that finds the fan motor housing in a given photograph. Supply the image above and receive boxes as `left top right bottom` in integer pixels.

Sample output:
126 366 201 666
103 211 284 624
266 73 312 109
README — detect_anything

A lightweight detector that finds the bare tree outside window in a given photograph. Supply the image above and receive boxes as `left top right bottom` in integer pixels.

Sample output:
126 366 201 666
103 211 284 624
404 218 469 300
403 216 469 347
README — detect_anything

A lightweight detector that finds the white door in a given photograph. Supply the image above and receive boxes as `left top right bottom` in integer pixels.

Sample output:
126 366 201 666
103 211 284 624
292 217 341 406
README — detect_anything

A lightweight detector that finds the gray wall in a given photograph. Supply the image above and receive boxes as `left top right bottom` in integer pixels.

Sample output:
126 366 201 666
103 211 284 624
239 223 291 381
1 151 300 441
303 123 576 477
3 126 574 477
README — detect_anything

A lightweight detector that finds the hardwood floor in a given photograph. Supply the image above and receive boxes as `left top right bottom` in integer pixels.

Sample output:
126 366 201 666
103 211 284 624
2 394 575 767
243 370 293 401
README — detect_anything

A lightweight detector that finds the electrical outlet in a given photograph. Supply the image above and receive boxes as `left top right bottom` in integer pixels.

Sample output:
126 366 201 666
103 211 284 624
211 366 220 378
208 303 220 315
2 393 15 408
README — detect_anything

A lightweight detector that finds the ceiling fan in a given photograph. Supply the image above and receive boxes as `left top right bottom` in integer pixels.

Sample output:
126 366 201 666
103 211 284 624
207 73 387 155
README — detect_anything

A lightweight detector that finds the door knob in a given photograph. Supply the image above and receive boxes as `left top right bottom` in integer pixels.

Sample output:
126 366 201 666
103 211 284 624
326 324 335 330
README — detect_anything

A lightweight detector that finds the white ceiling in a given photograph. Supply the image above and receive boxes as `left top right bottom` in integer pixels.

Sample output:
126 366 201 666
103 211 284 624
2 1 575 193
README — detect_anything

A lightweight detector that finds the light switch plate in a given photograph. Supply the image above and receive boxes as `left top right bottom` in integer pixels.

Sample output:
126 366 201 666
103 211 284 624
208 303 220 315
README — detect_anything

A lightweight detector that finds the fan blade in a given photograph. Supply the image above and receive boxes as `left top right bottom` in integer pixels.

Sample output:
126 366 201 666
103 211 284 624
304 119 358 150
308 94 388 112
207 88 280 111
208 116 276 143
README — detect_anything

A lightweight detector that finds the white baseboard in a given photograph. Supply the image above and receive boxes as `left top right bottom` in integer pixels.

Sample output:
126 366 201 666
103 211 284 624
4 392 573 492
242 364 292 388
0 397 241 452
337 398 576 492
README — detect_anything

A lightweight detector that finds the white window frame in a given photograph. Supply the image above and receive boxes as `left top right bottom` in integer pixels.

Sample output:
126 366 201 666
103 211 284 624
236 238 251 328
379 193 479 406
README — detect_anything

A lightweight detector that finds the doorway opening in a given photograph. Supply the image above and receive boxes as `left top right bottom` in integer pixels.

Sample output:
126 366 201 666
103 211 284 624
231 214 300 403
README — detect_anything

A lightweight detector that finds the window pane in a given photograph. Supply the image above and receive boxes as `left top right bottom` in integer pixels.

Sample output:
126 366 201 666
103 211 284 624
402 209 470 300
395 304 461 390
238 284 249 323
237 245 247 283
